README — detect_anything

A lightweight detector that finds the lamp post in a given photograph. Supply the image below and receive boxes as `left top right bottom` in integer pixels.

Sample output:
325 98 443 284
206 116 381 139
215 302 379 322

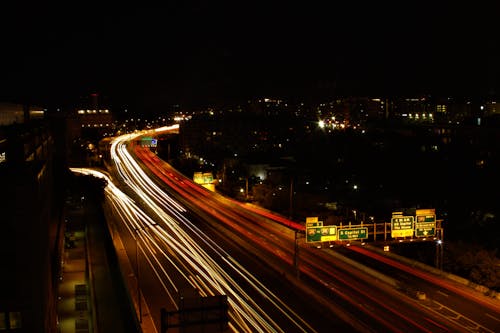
435 228 444 270
289 177 294 219
293 230 300 279
135 228 142 323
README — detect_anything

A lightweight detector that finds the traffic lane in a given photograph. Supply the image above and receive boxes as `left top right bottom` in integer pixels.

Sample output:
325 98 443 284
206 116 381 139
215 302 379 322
344 245 500 332
134 145 452 332
299 247 461 333
131 141 478 325
176 202 358 332
110 144 324 330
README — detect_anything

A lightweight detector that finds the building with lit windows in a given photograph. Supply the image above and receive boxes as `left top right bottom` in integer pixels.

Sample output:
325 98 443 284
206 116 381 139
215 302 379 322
69 93 115 141
77 108 114 136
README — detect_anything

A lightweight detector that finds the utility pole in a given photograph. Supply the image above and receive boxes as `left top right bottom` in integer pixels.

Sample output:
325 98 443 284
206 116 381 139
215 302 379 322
135 228 142 323
289 177 294 219
293 230 300 279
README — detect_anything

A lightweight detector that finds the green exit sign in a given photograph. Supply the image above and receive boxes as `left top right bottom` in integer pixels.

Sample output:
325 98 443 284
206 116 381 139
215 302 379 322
306 226 337 243
338 228 368 240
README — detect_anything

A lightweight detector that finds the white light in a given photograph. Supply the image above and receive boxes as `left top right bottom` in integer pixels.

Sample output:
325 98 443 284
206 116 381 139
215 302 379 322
318 120 325 128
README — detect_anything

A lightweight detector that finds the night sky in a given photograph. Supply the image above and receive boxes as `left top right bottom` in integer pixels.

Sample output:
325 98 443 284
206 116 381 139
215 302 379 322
1 1 499 111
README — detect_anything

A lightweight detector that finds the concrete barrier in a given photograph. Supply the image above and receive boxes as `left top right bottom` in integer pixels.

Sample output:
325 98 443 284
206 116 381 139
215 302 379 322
363 243 500 301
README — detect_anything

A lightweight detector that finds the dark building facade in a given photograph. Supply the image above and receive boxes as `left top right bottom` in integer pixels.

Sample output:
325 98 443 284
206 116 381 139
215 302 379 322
0 105 63 332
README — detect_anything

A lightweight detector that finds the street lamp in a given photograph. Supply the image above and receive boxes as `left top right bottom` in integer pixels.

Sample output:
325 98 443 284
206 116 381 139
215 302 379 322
134 227 143 323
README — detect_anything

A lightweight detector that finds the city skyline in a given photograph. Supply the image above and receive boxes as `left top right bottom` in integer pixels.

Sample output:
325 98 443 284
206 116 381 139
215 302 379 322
1 2 499 111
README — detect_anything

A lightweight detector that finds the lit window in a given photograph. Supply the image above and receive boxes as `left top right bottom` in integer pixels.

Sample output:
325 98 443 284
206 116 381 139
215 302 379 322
0 312 6 330
9 312 22 329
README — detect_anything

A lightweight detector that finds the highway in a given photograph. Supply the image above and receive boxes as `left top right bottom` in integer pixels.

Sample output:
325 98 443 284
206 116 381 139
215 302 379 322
83 128 500 332
337 245 500 332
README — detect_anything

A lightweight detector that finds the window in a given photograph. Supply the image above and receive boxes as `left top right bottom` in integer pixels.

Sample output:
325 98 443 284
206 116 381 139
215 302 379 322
9 312 22 329
0 312 6 330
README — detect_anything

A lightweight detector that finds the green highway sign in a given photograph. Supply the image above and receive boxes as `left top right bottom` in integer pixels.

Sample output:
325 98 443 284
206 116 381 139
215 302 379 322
338 227 368 240
415 223 435 237
306 226 337 243
391 216 414 238
415 209 436 237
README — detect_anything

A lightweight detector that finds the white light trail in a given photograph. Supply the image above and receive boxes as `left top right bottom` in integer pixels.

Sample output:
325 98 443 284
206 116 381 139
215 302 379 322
71 131 317 332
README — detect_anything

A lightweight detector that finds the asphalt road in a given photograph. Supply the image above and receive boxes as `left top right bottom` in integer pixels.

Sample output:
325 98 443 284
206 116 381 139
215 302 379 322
99 131 499 332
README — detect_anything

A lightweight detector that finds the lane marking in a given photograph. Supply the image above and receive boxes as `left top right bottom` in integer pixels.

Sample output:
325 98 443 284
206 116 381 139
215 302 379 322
424 317 449 332
437 290 449 297
485 313 500 322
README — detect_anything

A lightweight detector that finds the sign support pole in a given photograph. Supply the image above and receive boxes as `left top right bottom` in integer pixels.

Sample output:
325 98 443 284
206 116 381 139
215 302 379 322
294 230 300 279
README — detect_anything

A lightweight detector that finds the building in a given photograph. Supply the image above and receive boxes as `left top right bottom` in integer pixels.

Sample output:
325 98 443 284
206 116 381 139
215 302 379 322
0 103 45 126
0 104 62 332
70 93 115 142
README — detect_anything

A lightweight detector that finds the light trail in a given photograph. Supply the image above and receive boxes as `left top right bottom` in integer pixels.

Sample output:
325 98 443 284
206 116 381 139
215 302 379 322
75 127 471 333
71 132 317 332
129 130 475 333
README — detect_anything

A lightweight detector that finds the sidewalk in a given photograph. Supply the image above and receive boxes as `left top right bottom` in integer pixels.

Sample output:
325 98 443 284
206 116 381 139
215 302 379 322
57 197 144 333
57 229 93 333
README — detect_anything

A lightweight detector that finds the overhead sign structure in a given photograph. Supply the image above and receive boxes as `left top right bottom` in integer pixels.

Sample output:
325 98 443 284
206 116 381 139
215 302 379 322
140 136 157 148
306 225 337 243
415 209 436 237
391 215 414 238
338 227 368 241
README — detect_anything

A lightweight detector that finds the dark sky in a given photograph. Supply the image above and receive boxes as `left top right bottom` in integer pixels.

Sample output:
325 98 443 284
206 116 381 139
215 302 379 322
1 1 499 112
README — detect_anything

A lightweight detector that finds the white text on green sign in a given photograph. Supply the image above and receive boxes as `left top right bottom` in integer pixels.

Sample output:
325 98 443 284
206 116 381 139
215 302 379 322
415 222 435 237
338 227 368 240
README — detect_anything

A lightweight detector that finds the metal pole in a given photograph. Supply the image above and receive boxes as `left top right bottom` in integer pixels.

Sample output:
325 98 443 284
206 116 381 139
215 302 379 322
289 177 294 219
136 229 142 323
245 177 249 200
294 230 300 279
435 240 439 269
440 228 444 270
